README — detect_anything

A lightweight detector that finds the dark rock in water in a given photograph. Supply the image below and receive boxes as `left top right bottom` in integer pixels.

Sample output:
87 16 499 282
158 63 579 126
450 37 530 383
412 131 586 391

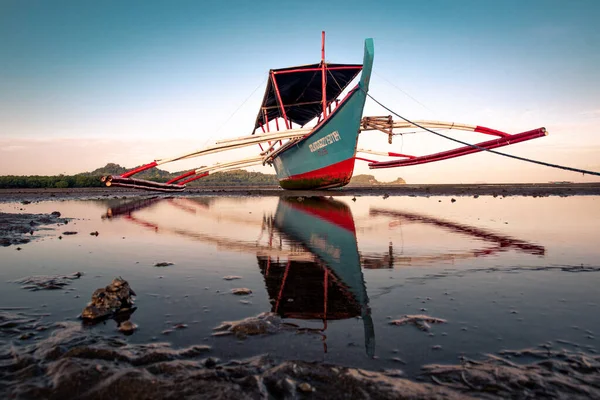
118 320 138 335
154 262 174 267
14 272 83 291
230 288 252 295
81 277 136 320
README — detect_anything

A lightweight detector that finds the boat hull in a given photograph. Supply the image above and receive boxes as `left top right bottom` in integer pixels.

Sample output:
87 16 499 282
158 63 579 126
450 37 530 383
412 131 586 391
273 38 374 190
273 87 365 190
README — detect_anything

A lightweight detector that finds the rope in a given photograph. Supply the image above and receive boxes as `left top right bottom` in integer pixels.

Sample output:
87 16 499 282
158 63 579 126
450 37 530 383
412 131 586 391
373 71 437 115
366 92 600 177
201 74 267 146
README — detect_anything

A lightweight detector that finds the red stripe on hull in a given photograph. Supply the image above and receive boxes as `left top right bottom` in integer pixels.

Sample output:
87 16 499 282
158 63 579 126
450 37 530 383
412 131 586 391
284 199 356 233
279 158 356 190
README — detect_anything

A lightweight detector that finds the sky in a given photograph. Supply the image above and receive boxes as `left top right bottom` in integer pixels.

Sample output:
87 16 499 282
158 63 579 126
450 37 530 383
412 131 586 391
1 0 599 183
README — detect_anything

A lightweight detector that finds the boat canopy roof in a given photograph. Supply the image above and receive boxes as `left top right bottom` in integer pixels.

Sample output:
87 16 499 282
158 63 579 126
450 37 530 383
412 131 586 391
254 63 362 130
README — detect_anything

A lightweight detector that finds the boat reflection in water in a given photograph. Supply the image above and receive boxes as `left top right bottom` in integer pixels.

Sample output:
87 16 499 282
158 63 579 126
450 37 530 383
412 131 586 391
261 197 375 357
102 196 544 358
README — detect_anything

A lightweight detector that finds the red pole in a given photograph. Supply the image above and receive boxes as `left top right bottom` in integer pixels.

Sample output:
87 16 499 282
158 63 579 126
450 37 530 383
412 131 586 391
166 170 196 184
369 128 547 169
264 109 270 132
120 161 158 178
321 31 327 119
271 71 290 129
274 260 291 313
178 172 209 185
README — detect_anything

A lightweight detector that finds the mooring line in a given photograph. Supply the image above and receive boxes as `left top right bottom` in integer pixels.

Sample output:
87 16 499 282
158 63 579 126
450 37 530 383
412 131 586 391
366 92 600 177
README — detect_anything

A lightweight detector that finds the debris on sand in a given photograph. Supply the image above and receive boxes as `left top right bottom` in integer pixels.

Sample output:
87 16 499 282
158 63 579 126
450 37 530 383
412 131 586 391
422 348 600 399
81 277 136 320
14 272 83 291
0 211 67 246
154 262 174 267
223 275 242 280
90 231 99 236
213 312 294 339
230 288 252 295
62 231 78 235
389 314 447 331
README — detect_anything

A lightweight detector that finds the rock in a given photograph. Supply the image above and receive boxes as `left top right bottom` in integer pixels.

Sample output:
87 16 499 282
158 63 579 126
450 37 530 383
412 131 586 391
223 275 242 280
89 231 99 236
119 320 138 334
51 211 61 217
154 262 174 267
62 231 78 235
81 277 136 320
231 288 252 295
297 382 313 393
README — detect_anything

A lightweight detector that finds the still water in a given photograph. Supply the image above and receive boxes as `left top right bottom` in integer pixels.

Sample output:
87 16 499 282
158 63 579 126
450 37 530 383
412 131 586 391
1 195 599 376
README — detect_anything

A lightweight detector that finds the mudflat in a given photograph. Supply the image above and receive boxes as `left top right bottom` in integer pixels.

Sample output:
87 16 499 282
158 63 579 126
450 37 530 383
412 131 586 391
1 182 599 202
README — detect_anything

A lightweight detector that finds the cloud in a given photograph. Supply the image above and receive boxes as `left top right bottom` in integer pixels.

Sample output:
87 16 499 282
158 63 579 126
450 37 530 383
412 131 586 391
580 109 600 117
1 145 26 152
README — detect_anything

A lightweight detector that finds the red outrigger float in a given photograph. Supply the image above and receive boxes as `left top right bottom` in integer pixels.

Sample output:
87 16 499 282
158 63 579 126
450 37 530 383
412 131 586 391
102 33 547 192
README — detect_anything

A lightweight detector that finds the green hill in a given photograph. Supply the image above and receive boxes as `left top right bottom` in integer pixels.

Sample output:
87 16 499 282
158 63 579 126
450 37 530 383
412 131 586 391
348 174 406 186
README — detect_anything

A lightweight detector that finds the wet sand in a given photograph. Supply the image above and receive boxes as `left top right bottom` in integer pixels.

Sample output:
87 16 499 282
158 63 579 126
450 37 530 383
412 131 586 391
1 182 600 203
3 310 599 399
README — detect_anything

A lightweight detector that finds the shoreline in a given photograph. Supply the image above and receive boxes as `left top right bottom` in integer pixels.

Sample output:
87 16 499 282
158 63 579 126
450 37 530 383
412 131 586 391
1 182 600 202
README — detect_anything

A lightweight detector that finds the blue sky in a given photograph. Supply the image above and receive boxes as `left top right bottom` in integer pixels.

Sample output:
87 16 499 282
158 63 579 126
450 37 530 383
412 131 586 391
1 0 599 182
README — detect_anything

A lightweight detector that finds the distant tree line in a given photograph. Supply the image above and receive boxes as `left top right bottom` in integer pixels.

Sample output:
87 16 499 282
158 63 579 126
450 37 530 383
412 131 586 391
0 163 279 188
0 175 104 189
0 165 404 189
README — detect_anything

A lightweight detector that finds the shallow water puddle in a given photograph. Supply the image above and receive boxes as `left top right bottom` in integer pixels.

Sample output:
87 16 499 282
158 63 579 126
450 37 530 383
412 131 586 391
1 195 599 377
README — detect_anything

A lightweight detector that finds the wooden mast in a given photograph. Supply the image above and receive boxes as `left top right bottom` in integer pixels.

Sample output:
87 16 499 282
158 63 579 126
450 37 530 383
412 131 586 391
321 31 327 119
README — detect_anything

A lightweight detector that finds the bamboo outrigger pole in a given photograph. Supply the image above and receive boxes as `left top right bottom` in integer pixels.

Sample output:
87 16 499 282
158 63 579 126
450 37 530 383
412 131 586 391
102 117 546 191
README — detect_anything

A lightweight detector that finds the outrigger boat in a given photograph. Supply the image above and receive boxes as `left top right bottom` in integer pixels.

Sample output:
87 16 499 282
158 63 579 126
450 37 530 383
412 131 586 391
101 32 547 192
